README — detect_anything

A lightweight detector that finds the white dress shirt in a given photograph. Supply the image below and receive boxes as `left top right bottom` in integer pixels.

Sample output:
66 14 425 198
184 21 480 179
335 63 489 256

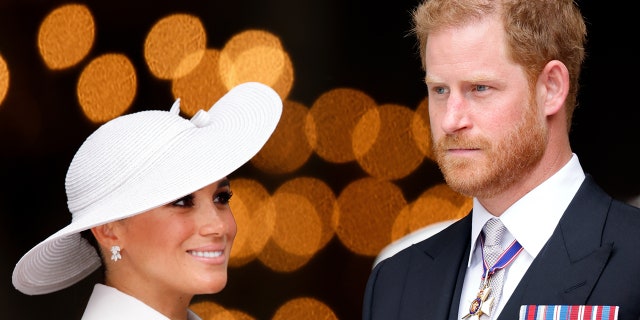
81 283 202 320
457 154 586 319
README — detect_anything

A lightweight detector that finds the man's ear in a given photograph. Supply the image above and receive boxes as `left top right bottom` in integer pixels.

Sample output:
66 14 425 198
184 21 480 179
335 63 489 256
539 60 570 117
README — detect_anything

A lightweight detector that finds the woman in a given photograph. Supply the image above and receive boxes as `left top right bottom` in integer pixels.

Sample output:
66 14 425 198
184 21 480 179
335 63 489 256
12 82 282 319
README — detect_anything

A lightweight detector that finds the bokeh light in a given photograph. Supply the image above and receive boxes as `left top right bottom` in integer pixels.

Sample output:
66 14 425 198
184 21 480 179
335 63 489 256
270 191 322 257
354 104 425 181
0 55 8 106
171 49 227 116
251 100 314 174
219 30 294 100
76 53 137 123
392 183 472 242
228 178 276 267
256 177 339 272
336 177 408 256
272 297 338 320
411 96 433 159
37 4 94 70
257 184 321 272
275 177 338 250
144 14 207 79
190 300 256 320
308 88 378 163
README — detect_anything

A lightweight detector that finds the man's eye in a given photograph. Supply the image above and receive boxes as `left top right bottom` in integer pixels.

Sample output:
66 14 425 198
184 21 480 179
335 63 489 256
434 87 447 95
215 191 233 205
475 85 489 92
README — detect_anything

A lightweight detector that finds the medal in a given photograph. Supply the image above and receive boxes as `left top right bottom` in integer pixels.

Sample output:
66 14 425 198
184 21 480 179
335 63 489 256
462 272 494 319
461 234 524 320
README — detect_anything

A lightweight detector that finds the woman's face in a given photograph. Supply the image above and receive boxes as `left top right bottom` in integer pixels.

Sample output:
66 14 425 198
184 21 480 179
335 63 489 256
108 178 237 299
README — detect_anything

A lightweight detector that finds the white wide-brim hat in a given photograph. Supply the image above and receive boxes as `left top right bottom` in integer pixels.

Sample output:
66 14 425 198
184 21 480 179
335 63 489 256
12 81 282 295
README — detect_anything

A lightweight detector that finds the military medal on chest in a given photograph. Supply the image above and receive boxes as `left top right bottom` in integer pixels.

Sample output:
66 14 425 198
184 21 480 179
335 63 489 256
461 224 524 320
462 270 495 320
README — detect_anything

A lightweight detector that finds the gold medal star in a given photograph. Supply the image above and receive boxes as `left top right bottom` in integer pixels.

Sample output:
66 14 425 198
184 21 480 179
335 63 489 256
462 287 494 320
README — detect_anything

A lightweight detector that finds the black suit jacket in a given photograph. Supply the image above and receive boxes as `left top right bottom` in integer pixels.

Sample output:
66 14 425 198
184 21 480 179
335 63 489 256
362 175 640 320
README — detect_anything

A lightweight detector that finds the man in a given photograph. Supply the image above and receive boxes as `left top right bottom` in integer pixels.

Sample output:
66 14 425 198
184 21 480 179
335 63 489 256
362 1 640 319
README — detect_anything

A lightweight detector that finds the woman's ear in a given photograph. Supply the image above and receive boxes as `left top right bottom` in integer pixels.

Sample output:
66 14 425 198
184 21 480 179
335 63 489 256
90 222 119 247
539 60 570 117
91 222 125 262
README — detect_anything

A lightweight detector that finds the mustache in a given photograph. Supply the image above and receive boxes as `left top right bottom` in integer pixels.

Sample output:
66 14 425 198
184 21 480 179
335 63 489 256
434 134 491 151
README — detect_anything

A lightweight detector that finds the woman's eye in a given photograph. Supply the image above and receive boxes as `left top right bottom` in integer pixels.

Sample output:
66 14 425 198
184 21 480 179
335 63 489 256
172 194 194 207
214 191 233 205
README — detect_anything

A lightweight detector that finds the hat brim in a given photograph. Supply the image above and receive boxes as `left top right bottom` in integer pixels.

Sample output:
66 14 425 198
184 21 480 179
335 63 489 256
13 82 282 295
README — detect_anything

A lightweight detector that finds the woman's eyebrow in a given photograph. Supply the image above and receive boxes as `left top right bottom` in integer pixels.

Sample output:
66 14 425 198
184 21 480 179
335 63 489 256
218 178 231 188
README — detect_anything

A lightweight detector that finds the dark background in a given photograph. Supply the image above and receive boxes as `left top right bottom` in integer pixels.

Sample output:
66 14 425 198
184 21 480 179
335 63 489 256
1 1 638 319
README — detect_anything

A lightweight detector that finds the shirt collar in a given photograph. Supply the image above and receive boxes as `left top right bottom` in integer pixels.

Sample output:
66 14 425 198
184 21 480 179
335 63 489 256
467 154 585 266
83 283 203 320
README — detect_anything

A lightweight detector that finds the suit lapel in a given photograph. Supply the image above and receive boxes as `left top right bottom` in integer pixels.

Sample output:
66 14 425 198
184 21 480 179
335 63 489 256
499 176 614 319
402 215 472 320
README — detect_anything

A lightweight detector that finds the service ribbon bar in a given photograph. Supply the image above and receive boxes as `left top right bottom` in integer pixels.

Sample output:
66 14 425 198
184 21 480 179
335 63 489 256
519 305 619 320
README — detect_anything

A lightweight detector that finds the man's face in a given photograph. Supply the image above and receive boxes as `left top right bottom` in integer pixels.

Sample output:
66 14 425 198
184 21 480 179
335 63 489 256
425 17 547 199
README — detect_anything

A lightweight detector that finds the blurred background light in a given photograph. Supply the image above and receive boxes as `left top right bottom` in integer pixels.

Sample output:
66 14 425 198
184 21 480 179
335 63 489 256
37 4 94 70
144 14 207 80
1 1 637 319
0 55 8 106
76 53 137 123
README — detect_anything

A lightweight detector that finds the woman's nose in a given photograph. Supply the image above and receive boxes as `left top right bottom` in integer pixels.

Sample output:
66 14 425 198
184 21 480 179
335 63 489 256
198 205 233 237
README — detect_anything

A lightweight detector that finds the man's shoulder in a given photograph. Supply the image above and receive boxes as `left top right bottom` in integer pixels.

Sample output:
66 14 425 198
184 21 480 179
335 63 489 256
605 197 640 233
374 216 471 268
